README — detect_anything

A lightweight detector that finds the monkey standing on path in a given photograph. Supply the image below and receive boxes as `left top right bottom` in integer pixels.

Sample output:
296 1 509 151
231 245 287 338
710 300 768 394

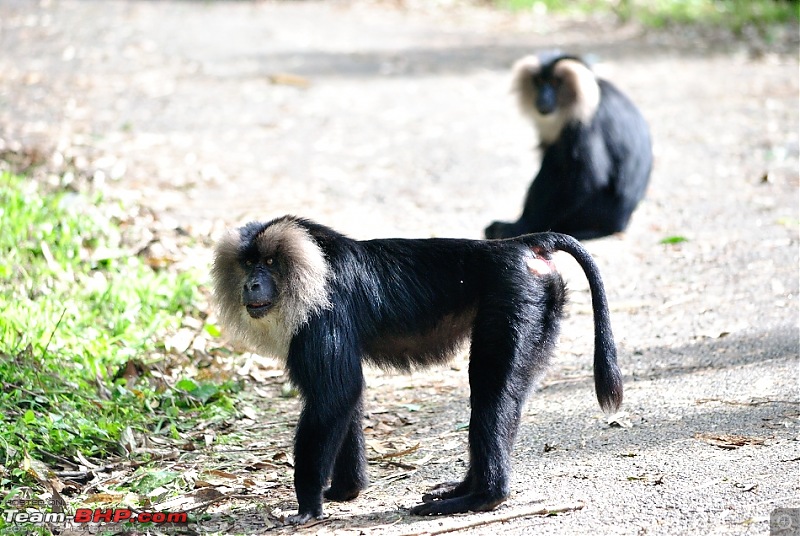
212 215 623 523
485 53 653 241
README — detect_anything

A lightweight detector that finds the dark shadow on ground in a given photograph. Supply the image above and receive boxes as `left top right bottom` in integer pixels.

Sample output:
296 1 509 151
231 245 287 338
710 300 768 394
237 41 749 80
622 324 800 380
540 324 799 387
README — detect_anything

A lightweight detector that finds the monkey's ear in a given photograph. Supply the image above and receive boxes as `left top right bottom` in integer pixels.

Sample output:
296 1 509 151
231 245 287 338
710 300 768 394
552 59 600 125
215 227 243 261
512 55 547 131
211 228 249 296
211 227 249 332
511 55 542 91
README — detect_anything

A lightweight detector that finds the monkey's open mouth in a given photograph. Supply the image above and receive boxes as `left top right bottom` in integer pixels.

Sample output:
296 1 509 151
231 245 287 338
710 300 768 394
246 302 273 318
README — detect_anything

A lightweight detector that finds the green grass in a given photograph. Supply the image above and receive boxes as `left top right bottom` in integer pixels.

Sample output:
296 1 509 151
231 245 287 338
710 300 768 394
659 235 690 245
494 0 798 30
0 172 234 509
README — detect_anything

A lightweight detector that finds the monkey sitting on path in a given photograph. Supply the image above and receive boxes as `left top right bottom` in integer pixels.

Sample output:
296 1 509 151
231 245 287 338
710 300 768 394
486 53 653 241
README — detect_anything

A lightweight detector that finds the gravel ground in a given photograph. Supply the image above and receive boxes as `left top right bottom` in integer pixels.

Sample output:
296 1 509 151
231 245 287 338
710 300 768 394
1 1 798 534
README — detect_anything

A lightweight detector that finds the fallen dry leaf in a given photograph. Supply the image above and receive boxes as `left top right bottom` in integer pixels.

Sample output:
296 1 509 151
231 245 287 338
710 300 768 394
152 487 226 512
607 411 632 428
267 72 311 88
694 432 769 449
85 492 126 504
205 469 238 480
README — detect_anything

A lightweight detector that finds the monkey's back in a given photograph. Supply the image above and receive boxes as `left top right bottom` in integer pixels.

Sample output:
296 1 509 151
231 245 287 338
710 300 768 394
594 79 653 204
319 237 565 370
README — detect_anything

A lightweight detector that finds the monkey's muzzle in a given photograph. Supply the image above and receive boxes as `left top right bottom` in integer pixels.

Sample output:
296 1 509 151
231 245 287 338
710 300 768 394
245 302 273 319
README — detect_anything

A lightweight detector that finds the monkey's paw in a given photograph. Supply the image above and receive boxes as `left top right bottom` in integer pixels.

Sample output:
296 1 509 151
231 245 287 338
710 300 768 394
411 492 507 516
285 510 326 525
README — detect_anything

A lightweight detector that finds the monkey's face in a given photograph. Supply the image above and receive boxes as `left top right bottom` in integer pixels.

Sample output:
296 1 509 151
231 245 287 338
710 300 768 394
532 73 559 116
213 217 332 350
241 255 278 319
513 55 599 146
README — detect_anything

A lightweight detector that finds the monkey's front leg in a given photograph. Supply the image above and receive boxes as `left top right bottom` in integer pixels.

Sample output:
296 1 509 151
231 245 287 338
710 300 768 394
287 406 353 524
324 399 368 502
287 411 327 524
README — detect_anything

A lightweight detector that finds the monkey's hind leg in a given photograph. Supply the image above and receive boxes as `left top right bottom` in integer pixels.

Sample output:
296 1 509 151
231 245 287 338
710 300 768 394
409 392 512 516
411 316 539 516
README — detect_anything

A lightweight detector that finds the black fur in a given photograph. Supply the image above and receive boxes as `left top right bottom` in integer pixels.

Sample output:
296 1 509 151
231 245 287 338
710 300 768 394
213 216 622 523
486 54 653 241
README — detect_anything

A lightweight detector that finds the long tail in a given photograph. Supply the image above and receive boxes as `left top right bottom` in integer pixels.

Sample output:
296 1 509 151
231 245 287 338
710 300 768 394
514 232 623 413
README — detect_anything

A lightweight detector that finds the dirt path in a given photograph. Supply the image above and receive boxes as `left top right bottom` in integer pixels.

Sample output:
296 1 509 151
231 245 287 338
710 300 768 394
1 1 798 534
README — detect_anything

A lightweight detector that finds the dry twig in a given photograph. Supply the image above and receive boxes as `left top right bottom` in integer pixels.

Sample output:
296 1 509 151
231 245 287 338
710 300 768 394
393 501 585 535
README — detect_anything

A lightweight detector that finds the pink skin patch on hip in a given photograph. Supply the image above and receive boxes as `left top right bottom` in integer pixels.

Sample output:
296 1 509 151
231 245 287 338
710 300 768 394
526 250 556 275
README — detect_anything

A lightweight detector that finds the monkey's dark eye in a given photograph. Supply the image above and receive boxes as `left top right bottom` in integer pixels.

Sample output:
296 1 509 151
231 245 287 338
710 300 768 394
266 257 274 266
245 260 254 267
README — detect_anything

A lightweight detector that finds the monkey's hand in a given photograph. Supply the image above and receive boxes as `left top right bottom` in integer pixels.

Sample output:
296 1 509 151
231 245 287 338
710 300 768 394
484 221 509 239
